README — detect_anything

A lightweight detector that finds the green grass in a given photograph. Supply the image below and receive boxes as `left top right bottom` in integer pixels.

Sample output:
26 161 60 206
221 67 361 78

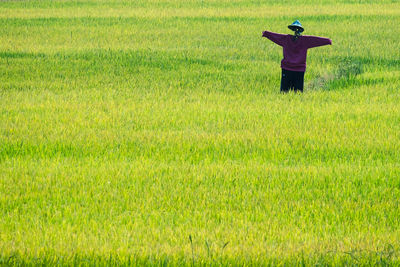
1 0 400 265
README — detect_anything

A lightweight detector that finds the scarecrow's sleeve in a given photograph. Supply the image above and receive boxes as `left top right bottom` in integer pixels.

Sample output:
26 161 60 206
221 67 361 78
304 36 332 48
262 31 286 46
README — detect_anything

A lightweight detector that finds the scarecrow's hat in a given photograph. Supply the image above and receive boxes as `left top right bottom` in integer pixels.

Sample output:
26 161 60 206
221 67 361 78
288 20 304 33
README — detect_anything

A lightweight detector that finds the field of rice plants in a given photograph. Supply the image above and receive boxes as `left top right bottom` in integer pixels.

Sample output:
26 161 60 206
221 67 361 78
1 0 400 265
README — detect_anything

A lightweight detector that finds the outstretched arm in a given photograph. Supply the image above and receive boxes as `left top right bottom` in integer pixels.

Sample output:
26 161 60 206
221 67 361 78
262 30 286 46
304 36 332 48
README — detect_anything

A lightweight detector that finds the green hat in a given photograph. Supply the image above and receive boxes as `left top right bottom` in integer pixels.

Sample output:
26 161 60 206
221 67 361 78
288 20 304 33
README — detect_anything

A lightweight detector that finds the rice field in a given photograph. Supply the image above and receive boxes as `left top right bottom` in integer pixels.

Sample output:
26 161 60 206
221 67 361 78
1 0 400 265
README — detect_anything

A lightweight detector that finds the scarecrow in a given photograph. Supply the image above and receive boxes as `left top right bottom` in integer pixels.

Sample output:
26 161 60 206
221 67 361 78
262 20 332 93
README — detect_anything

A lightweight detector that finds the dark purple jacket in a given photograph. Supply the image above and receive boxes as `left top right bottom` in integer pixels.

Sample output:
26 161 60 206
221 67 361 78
262 31 332 72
